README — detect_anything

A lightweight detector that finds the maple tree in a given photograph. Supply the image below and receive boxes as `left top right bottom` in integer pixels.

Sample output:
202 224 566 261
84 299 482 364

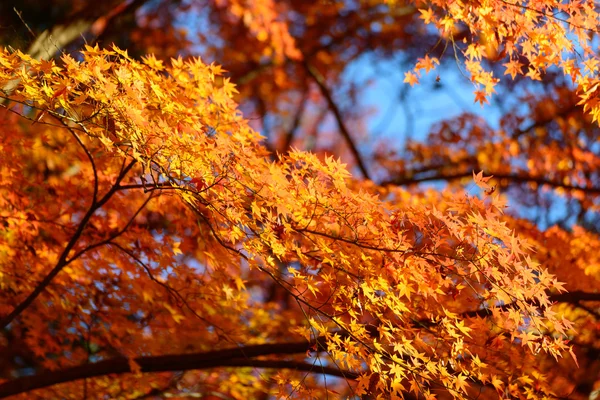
1 0 600 399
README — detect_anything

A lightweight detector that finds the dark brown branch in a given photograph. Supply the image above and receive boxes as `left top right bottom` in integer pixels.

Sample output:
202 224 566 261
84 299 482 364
408 290 600 331
382 171 600 195
550 291 600 303
303 61 370 180
0 340 358 398
11 285 594 399
14 277 596 397
282 89 308 153
458 291 600 321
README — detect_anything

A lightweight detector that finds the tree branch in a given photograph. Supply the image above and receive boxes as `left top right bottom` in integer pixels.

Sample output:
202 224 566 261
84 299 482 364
303 61 370 180
8 277 594 397
458 291 600 321
382 171 600 195
282 88 308 153
0 340 359 398
0 160 137 330
550 291 600 303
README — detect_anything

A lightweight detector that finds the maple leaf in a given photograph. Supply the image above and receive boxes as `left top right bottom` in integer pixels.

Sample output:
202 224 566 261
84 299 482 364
473 170 493 190
454 374 469 394
503 59 524 79
404 71 419 87
465 44 484 61
2 0 600 396
473 90 489 106
491 376 504 392
415 55 440 74
419 7 435 24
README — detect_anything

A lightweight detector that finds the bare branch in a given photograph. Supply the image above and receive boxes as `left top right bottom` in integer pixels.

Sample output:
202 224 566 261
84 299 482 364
282 89 308 153
303 61 370 180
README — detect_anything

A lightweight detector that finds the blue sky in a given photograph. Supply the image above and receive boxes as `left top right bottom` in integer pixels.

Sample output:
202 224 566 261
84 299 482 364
344 53 505 151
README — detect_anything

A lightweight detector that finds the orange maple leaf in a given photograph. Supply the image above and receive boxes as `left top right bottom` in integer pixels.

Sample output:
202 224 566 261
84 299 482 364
473 90 488 106
404 71 419 87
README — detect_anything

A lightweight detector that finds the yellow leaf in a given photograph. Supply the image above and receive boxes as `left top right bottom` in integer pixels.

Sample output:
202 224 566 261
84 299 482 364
172 241 182 255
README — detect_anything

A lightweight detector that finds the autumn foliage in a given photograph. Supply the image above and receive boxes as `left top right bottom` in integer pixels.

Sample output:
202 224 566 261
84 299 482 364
0 0 600 399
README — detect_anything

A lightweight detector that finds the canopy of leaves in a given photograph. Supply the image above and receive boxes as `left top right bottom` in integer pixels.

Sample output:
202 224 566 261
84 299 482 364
0 0 599 399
